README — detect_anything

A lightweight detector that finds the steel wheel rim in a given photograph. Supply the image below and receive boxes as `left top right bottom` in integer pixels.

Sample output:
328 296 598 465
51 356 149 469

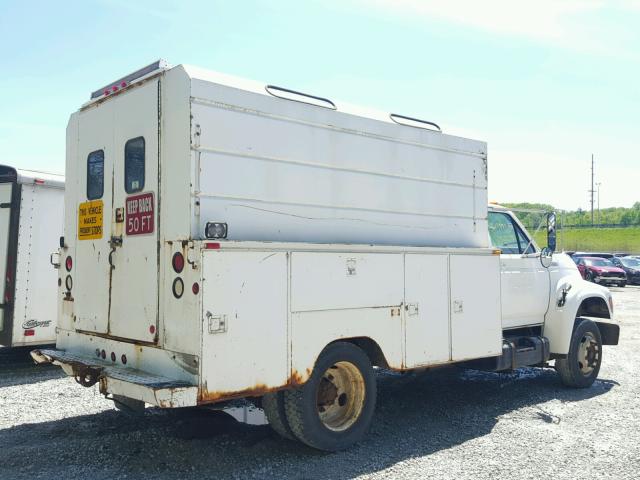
316 361 366 432
577 332 600 376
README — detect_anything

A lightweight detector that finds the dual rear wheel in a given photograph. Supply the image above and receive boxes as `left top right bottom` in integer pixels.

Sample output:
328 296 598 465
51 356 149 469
265 322 605 450
263 342 376 451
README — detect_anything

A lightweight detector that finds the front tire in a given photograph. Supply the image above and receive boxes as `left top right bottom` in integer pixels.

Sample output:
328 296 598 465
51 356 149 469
284 342 376 451
556 319 602 388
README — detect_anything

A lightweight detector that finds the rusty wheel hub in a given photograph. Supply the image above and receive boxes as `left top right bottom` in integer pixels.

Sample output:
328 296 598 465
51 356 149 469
577 332 600 376
316 361 366 432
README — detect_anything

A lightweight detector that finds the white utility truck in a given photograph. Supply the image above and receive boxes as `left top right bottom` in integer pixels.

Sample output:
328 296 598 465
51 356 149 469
33 61 619 451
0 166 64 348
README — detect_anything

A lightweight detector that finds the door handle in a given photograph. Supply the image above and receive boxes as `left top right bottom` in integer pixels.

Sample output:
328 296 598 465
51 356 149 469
108 235 123 269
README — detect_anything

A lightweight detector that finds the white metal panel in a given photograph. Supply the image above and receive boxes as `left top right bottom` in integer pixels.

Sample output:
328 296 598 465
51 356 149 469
291 306 404 384
450 254 502 361
161 242 201 356
188 66 488 248
200 251 288 397
74 102 114 335
11 184 63 346
159 68 200 356
500 255 551 329
15 169 64 188
404 254 451 367
108 81 160 342
0 183 12 332
290 252 403 312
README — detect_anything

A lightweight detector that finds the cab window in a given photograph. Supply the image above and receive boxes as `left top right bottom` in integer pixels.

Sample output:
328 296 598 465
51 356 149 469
87 150 104 200
488 212 535 254
125 137 145 193
515 224 535 254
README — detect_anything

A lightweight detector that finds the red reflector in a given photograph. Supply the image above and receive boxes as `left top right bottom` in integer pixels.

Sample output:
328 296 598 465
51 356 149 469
121 354 127 364
34 179 45 184
110 352 116 362
192 282 200 295
121 81 127 88
149 325 156 335
172 252 185 273
24 329 35 336
65 256 73 272
112 86 118 92
205 243 221 250
104 90 110 96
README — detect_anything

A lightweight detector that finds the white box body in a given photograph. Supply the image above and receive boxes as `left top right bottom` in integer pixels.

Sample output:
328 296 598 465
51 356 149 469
187 66 488 247
0 167 64 347
58 62 503 407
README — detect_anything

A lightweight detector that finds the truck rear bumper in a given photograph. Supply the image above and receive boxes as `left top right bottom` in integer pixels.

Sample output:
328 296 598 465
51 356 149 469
31 349 198 408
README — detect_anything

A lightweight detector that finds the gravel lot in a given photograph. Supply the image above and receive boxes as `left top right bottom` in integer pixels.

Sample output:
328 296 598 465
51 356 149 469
1 286 638 479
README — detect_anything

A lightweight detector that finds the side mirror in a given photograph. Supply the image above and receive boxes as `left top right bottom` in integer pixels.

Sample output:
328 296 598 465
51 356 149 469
540 247 553 268
547 212 557 252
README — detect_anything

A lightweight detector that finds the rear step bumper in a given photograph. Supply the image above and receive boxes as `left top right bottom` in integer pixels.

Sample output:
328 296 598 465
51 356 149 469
31 349 198 408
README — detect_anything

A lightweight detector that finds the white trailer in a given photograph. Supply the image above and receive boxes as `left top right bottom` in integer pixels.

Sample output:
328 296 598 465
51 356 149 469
0 166 64 348
34 61 619 451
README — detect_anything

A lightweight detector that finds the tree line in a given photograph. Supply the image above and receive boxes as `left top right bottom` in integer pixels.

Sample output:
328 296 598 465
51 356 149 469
503 202 640 228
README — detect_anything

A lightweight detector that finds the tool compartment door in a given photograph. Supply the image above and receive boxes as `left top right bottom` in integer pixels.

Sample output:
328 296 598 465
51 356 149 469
108 80 160 342
200 251 288 398
0 182 13 331
449 254 502 361
404 254 451 367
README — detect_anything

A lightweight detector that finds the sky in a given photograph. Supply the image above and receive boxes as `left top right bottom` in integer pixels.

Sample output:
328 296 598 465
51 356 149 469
0 0 638 210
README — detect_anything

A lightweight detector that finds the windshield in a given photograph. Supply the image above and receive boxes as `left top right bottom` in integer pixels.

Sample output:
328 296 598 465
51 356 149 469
585 258 613 267
621 258 640 268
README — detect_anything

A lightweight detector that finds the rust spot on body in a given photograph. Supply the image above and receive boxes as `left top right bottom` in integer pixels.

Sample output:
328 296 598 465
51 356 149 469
197 368 314 405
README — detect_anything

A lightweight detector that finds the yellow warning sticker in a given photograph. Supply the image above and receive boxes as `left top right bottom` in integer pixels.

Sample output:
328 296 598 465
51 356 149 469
78 200 103 240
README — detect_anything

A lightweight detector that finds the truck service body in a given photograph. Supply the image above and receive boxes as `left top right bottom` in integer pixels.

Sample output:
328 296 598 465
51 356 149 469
0 166 64 348
34 61 619 450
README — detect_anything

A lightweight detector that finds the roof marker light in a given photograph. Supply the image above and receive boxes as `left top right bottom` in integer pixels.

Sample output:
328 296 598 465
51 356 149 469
90 59 170 100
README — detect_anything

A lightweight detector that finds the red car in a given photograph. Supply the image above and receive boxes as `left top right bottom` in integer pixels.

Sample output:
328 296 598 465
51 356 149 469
575 257 627 287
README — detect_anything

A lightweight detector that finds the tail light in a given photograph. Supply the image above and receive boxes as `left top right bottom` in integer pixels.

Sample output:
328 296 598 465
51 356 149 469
172 252 185 273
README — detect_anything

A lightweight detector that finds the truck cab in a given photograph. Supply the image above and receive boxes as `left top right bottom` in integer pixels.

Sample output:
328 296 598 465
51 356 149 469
485 205 617 375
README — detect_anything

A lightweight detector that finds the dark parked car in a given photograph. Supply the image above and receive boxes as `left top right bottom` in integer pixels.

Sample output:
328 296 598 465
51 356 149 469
575 257 627 287
611 257 640 285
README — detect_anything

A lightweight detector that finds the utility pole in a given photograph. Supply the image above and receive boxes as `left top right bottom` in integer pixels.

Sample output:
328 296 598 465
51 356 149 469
596 182 602 225
589 154 595 226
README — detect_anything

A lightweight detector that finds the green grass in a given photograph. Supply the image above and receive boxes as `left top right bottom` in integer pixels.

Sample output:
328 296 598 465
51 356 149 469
532 227 640 254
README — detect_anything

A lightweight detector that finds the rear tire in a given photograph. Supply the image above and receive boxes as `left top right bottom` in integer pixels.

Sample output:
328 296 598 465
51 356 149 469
262 391 296 441
619 282 626 287
587 271 595 283
284 342 376 451
556 318 602 388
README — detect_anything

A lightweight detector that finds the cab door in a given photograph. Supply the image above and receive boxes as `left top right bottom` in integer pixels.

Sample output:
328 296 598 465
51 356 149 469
488 211 550 329
107 80 160 343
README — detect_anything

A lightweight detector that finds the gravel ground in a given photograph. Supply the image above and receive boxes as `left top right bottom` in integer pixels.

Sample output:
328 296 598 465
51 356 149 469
1 286 639 479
